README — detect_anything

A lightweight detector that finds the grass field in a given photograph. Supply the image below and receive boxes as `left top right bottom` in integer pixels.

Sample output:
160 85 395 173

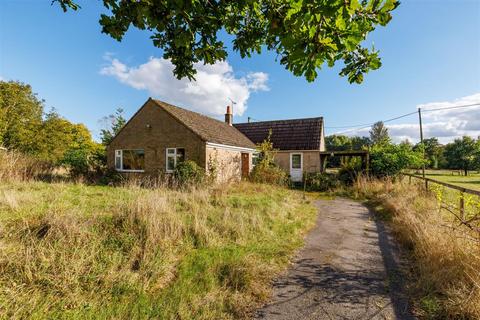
408 169 480 191
0 181 317 319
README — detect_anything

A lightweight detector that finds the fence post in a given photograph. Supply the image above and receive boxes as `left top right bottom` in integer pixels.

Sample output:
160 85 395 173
425 179 428 191
409 175 411 184
459 191 465 220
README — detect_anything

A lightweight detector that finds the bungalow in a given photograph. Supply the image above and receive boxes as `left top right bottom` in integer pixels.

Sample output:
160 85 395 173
107 98 325 182
107 98 256 182
234 117 325 181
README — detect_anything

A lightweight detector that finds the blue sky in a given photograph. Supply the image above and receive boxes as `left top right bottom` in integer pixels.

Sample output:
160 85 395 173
1 0 479 143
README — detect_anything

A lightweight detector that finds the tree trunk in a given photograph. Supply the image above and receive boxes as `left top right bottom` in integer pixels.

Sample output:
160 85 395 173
464 168 468 176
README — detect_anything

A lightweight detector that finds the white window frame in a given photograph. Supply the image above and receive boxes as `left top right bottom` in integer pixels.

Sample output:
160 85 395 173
114 149 145 173
290 153 303 170
165 148 185 173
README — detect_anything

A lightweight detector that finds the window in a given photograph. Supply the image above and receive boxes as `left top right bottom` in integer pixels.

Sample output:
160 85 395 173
166 148 185 172
291 154 302 169
114 150 145 172
252 153 260 167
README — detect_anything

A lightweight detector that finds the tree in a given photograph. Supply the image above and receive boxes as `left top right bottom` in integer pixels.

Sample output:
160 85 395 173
325 135 352 151
369 121 390 145
416 137 443 169
99 108 126 146
350 136 371 150
370 142 425 177
0 81 44 154
444 136 479 176
54 0 399 83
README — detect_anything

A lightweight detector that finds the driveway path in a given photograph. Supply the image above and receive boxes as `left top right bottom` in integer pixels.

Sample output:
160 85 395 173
255 198 415 320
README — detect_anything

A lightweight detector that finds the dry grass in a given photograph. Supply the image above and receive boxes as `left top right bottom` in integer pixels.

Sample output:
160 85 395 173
0 150 54 182
351 177 480 319
0 180 316 319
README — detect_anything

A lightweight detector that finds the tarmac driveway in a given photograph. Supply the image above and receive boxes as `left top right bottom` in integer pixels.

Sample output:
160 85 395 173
255 198 415 320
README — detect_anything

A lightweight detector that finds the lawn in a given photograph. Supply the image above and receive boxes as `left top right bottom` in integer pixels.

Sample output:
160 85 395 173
408 169 480 191
0 181 317 319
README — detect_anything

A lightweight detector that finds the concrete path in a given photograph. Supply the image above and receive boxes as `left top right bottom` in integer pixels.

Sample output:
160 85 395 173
255 198 415 320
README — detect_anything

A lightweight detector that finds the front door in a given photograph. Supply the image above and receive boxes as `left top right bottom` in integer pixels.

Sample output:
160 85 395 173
241 153 249 178
290 153 303 182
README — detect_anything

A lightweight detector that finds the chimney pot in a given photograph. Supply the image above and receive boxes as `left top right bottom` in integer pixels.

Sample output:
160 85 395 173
225 105 233 126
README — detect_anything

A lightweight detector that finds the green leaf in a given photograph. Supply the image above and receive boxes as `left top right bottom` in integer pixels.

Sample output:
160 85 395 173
335 15 346 30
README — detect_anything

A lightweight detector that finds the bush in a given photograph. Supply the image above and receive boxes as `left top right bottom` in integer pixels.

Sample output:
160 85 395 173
250 164 288 185
338 163 361 185
61 144 106 179
303 172 337 191
174 160 205 185
249 130 288 185
370 143 425 177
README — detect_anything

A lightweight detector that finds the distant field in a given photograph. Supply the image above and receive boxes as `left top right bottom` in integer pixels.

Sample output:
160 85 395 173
408 169 480 191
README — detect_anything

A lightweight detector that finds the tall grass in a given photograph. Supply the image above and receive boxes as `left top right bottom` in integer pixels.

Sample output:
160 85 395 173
0 150 53 182
0 180 316 319
351 177 480 319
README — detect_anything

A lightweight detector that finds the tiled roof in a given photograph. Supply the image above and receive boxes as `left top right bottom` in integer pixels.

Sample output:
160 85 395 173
234 118 323 150
153 99 256 149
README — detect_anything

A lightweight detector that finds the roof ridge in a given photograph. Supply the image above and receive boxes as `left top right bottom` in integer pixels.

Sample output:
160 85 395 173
234 116 323 125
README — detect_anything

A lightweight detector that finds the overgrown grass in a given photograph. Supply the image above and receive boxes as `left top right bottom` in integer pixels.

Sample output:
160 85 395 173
350 177 480 319
0 181 316 319
0 149 54 182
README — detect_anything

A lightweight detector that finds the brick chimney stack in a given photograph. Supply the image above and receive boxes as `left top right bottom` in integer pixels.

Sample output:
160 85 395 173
225 105 233 126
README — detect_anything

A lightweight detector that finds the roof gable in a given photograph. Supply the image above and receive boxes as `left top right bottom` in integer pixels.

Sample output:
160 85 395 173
152 99 256 149
234 118 324 150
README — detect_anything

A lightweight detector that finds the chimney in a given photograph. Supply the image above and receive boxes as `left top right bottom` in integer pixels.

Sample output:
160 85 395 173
225 105 233 126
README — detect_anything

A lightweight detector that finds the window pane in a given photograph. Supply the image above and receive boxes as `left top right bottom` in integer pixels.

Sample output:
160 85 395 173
167 156 175 171
252 154 260 166
167 148 175 154
176 148 185 163
291 154 301 169
122 150 145 170
115 155 122 170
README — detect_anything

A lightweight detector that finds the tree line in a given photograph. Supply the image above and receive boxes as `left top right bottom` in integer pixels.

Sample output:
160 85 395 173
0 80 125 177
326 121 480 176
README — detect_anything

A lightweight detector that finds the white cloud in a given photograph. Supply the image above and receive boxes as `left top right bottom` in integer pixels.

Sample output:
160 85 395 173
100 56 269 117
338 93 480 144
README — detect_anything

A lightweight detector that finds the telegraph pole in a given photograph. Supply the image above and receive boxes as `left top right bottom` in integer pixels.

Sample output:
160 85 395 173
418 107 426 179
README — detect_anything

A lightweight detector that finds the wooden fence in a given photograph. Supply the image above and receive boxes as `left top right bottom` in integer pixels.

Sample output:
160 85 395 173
403 173 480 236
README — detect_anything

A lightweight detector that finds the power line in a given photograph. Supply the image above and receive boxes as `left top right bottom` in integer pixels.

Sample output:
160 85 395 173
331 111 417 135
421 102 480 113
326 102 480 134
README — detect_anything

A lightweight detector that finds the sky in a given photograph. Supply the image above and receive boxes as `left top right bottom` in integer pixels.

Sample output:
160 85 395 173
1 0 479 143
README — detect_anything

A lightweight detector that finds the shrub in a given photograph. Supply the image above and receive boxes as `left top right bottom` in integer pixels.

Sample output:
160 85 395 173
249 164 288 185
61 144 106 179
370 143 425 177
174 160 205 186
303 172 337 191
249 130 288 185
338 163 361 185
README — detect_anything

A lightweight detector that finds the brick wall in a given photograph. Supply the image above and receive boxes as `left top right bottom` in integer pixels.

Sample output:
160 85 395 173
206 146 251 183
107 100 206 174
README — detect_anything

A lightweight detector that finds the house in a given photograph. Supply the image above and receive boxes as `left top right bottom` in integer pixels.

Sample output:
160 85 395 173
234 117 325 182
107 98 256 182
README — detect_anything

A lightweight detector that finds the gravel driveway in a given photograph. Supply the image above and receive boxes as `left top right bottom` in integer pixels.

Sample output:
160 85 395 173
255 198 415 320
